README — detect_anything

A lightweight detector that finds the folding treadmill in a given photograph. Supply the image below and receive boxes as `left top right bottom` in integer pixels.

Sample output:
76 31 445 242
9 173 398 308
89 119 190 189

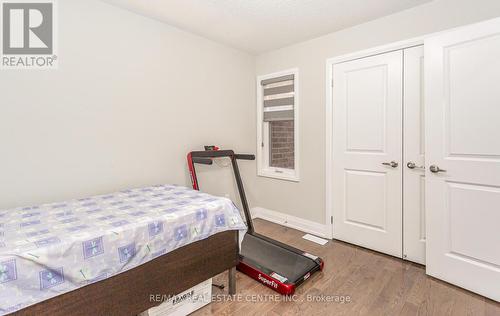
187 149 324 295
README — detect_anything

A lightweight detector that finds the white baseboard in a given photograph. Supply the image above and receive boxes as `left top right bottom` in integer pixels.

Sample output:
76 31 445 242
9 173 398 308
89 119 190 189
251 207 330 239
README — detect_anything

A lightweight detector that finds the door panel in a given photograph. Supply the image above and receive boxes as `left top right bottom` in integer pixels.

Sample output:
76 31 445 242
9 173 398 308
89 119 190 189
344 169 387 231
425 17 500 301
403 45 426 265
446 35 500 157
345 65 388 152
333 51 403 258
447 182 500 266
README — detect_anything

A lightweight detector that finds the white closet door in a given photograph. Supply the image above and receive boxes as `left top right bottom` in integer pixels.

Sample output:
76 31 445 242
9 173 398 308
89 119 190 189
332 51 403 258
425 17 500 301
403 46 426 265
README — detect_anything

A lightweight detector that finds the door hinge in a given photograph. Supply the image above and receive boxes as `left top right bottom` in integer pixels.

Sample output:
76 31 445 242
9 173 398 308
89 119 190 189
331 216 333 224
331 79 334 88
261 142 264 147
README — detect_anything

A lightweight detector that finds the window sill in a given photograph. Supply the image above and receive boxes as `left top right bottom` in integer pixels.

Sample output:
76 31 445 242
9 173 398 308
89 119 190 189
258 169 300 182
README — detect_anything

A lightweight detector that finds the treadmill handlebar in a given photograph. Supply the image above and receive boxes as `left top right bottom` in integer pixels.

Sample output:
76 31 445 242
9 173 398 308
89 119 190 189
189 150 234 158
191 157 213 165
190 150 255 161
234 154 255 161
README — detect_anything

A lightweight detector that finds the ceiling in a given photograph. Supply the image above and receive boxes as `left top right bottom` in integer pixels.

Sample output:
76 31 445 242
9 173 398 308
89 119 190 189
102 0 432 54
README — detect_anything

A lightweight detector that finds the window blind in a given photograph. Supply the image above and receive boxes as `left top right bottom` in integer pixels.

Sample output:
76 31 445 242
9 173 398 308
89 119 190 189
261 74 294 122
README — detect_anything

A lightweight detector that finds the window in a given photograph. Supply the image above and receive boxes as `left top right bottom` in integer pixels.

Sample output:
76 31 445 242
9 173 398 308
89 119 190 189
257 69 299 181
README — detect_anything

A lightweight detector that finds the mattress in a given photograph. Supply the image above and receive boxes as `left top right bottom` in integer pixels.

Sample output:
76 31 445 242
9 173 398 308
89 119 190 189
0 184 246 315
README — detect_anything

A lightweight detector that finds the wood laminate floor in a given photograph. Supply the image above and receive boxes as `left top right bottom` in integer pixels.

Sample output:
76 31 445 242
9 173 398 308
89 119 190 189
194 219 500 316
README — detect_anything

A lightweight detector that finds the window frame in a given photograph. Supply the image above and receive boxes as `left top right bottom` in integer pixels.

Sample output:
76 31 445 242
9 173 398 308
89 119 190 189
256 68 300 182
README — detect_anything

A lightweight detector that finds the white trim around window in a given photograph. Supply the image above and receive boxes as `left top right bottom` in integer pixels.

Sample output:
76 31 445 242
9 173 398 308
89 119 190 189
256 68 300 182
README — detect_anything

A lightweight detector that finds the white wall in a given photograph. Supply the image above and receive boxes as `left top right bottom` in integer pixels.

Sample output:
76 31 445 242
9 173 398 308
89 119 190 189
0 0 256 210
254 0 500 225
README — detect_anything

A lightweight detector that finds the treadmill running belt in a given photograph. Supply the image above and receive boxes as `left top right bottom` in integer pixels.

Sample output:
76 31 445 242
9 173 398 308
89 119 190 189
240 234 318 283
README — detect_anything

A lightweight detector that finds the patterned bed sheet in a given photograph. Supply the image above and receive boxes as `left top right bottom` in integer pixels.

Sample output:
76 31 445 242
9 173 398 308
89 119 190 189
0 184 246 315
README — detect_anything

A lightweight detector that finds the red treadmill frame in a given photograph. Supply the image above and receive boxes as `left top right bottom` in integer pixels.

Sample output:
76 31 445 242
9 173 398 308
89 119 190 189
187 152 199 190
237 261 296 295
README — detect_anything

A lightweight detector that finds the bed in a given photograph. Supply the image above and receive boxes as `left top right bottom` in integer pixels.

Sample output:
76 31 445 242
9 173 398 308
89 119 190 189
0 184 245 315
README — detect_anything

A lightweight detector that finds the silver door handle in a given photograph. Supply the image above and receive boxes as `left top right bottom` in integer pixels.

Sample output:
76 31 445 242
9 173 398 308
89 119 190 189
382 161 399 168
429 165 446 173
407 162 425 170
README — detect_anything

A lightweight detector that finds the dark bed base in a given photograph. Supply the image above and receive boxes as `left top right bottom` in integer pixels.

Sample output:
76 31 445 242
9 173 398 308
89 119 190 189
12 230 239 316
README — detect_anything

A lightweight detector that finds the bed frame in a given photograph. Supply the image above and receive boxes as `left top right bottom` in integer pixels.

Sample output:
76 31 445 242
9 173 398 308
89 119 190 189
12 230 238 316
